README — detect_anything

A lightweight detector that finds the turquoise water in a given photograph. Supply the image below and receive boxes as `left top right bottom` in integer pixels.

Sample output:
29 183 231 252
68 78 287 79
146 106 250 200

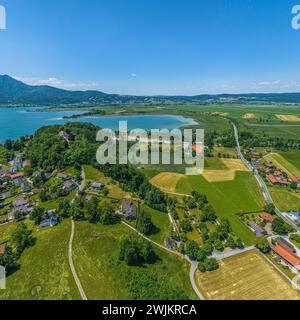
0 107 197 143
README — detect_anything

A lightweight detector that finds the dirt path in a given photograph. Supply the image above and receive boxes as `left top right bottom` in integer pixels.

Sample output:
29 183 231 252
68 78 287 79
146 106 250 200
68 220 88 300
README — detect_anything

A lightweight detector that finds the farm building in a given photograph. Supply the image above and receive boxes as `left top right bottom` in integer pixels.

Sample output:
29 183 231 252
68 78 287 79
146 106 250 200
272 244 300 273
121 199 137 221
275 237 296 254
249 221 267 237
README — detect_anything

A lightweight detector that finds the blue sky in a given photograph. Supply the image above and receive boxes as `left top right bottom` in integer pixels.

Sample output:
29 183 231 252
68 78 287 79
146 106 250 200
0 0 300 95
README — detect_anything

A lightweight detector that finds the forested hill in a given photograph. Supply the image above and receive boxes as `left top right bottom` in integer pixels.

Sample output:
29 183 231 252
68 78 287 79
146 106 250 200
1 74 300 105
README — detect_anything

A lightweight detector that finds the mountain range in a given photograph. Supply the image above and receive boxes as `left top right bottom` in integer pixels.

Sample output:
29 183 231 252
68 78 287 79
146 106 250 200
1 74 300 105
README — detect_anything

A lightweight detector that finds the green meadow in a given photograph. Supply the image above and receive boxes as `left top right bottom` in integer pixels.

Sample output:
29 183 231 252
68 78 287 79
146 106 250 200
176 172 265 245
0 220 80 300
72 221 196 300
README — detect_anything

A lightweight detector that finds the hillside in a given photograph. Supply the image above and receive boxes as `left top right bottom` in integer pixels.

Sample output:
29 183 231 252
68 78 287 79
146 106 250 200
2 75 300 105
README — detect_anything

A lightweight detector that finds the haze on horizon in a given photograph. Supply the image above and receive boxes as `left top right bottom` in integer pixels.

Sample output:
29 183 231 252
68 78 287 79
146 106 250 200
1 0 300 96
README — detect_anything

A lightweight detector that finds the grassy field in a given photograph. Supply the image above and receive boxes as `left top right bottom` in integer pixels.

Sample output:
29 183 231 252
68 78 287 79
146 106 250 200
279 150 300 172
269 187 300 211
72 221 197 300
195 250 300 300
176 172 264 245
263 153 300 178
139 204 170 245
84 165 129 199
0 220 80 300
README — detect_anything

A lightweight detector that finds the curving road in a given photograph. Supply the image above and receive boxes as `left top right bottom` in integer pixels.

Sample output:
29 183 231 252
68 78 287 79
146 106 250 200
121 220 205 300
68 220 88 300
231 121 300 234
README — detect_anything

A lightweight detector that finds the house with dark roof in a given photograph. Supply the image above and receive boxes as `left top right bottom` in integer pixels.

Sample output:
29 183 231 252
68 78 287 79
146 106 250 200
248 221 267 237
121 199 137 221
40 210 59 228
63 180 78 192
0 192 11 200
91 182 105 190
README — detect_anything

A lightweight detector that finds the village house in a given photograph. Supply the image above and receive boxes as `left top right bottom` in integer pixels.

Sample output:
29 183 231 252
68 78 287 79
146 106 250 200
248 221 267 237
57 172 71 180
0 244 6 256
39 209 59 228
59 130 76 142
90 182 105 190
63 180 78 192
258 213 274 223
291 176 300 188
22 160 31 168
121 199 137 221
165 237 178 250
0 191 11 201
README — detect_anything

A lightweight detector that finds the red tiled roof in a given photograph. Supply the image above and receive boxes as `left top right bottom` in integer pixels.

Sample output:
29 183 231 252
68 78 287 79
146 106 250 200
267 175 278 184
0 244 6 255
278 180 289 185
259 213 274 222
11 172 25 179
291 176 299 182
272 245 300 268
274 170 282 176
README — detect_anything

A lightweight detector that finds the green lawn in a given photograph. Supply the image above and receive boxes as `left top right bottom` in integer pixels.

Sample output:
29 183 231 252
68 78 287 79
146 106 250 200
269 187 300 211
279 150 300 173
0 220 80 300
140 204 170 245
72 221 196 300
176 172 265 245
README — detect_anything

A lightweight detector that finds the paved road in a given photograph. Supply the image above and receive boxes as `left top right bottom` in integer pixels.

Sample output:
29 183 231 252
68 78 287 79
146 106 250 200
68 220 88 300
211 246 255 261
231 121 300 234
121 220 206 300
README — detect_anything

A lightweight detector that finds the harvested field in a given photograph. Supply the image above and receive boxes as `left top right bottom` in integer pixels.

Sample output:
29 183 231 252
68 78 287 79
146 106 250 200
242 113 256 119
202 159 248 182
276 115 300 122
150 172 184 192
195 250 300 300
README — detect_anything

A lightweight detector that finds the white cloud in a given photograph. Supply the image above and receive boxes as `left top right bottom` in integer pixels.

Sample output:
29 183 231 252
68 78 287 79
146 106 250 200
255 80 281 86
130 73 137 77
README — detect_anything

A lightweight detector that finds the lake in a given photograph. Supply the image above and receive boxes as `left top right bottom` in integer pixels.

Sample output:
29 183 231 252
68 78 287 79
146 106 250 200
0 107 198 143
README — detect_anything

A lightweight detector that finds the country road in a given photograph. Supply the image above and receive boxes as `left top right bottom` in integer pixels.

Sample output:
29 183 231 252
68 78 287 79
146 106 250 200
231 121 300 234
68 220 88 300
